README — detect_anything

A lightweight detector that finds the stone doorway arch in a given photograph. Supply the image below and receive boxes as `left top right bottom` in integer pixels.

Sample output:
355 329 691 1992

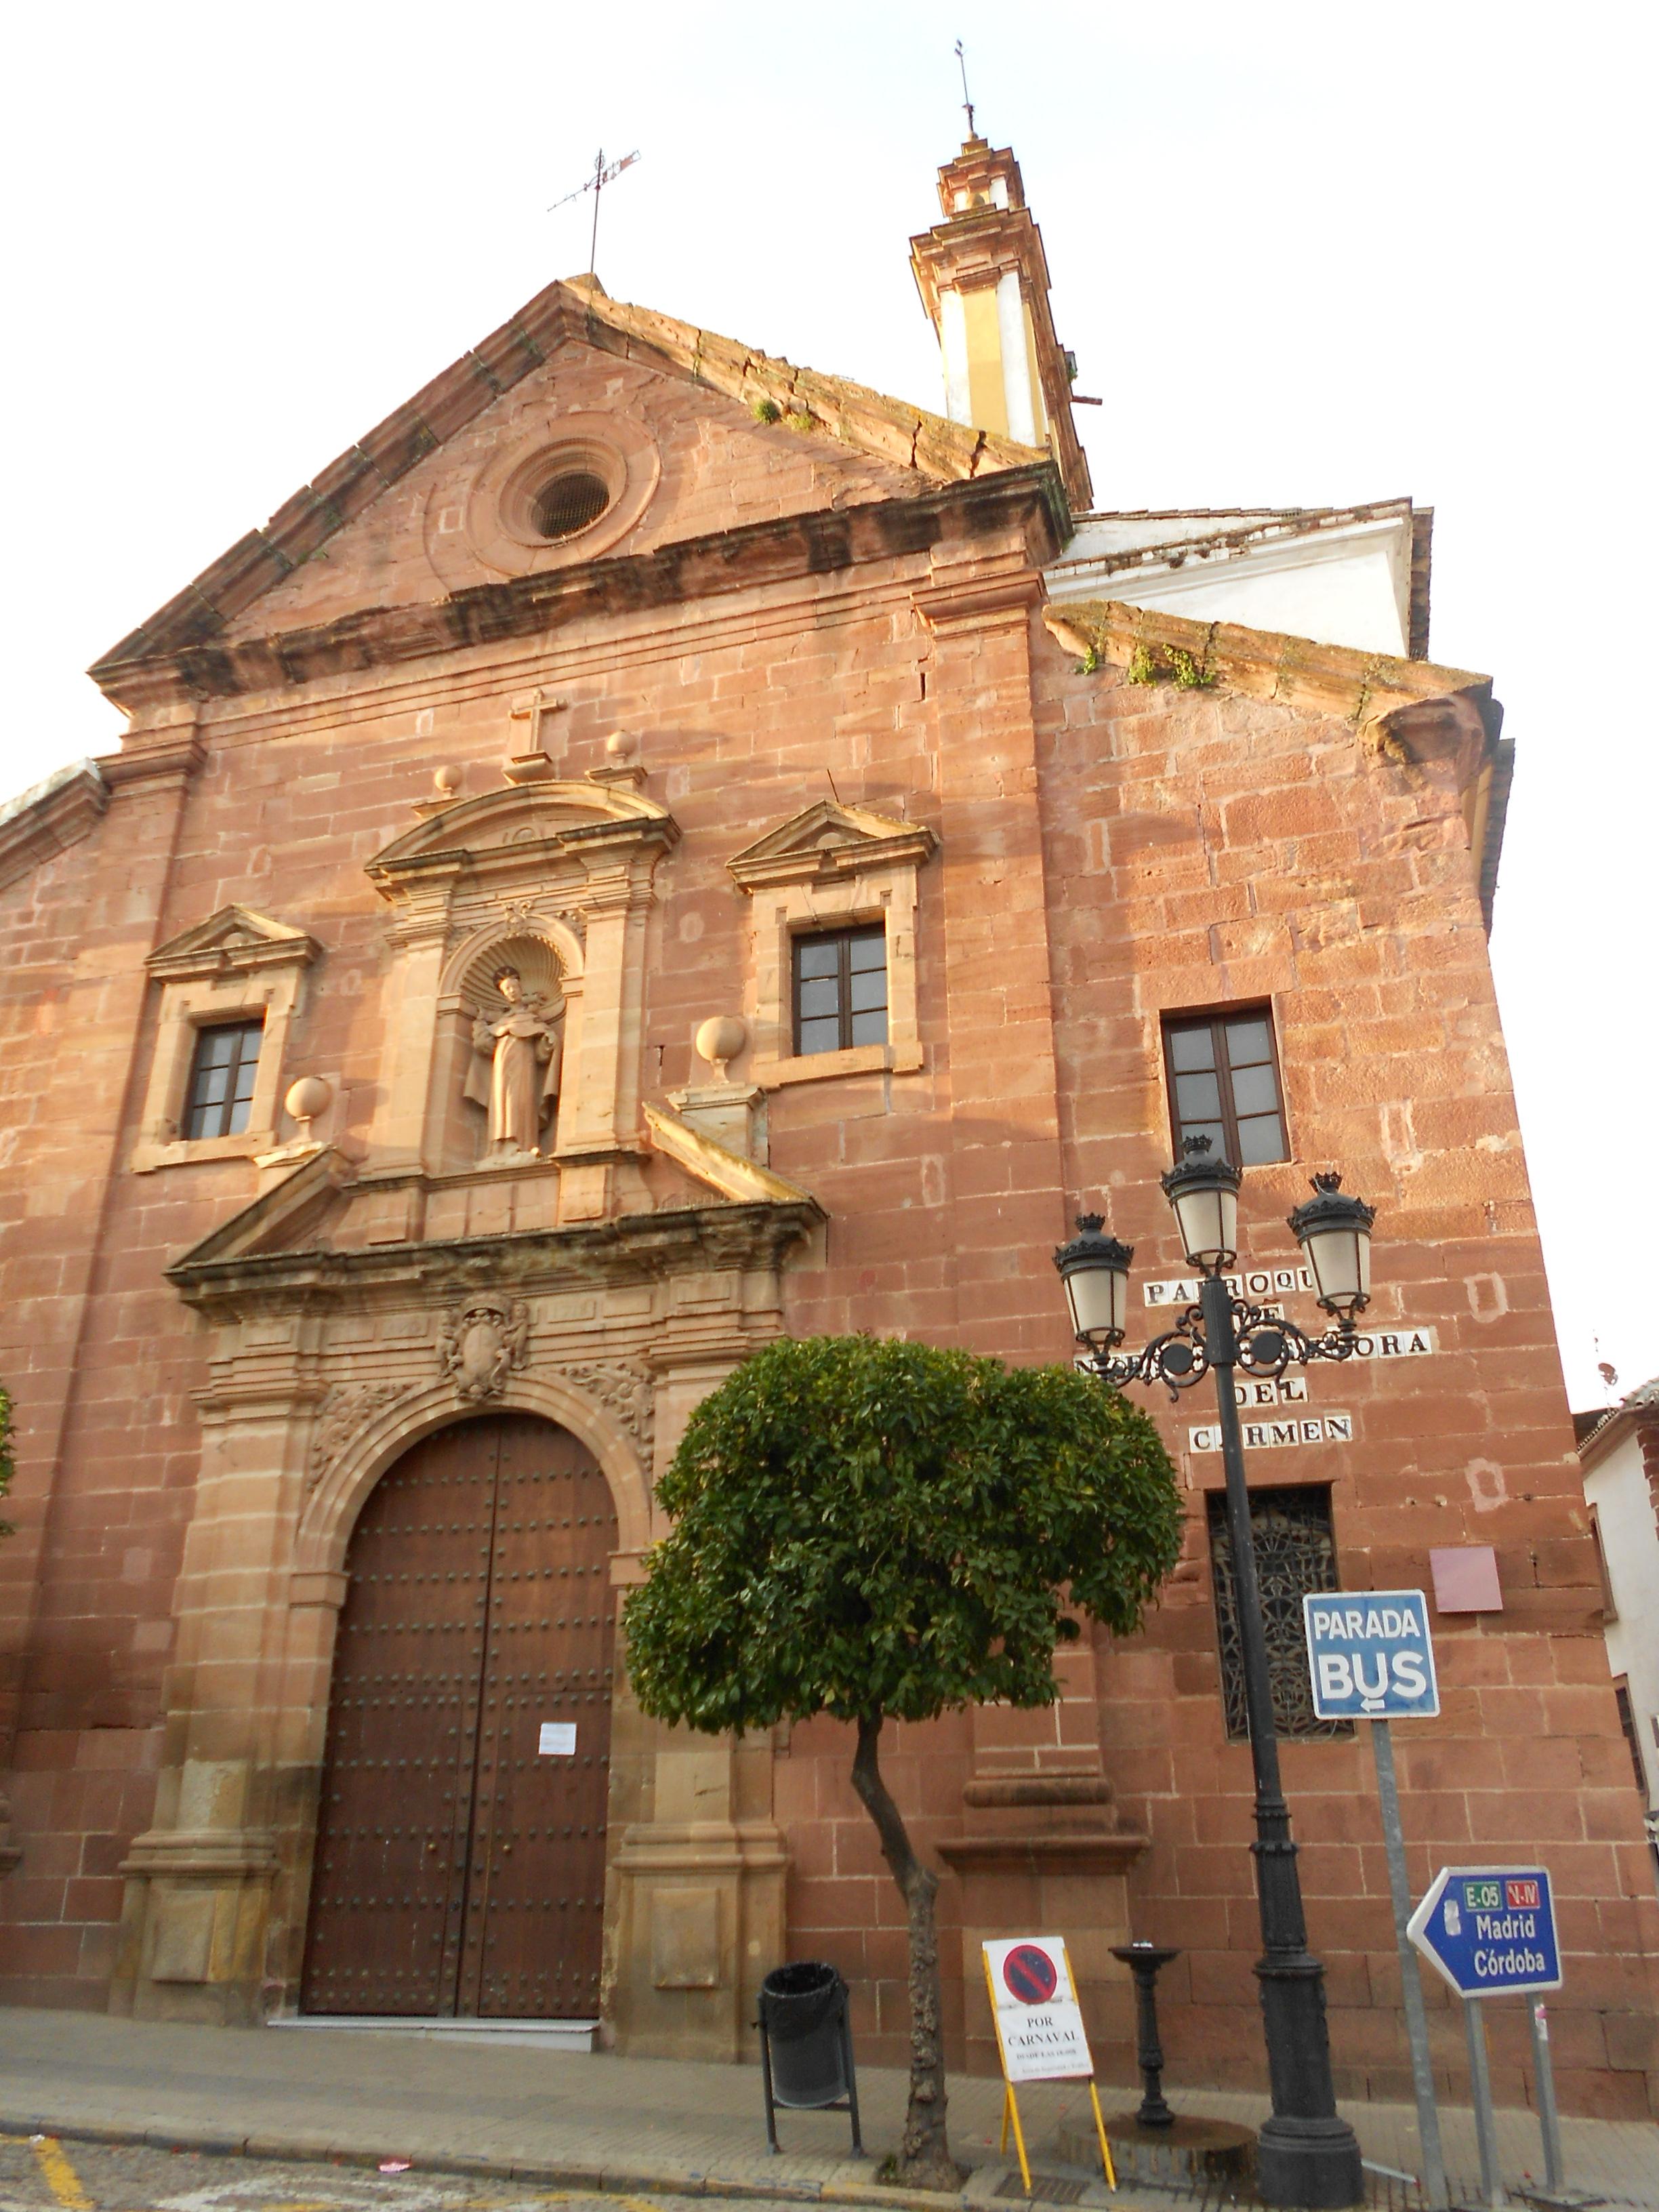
301 1412 617 2021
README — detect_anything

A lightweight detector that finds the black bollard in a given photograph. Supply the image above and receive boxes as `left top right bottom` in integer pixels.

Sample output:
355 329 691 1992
1110 1942 1181 2130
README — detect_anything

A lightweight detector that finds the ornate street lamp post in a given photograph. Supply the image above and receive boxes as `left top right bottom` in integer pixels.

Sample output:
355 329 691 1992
1055 1139 1376 2211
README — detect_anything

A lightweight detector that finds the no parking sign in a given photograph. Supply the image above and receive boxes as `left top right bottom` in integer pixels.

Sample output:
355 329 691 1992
982 1936 1116 2192
983 1936 1093 2082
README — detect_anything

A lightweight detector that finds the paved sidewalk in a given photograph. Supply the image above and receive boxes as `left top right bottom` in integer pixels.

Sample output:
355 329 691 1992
0 2011 1652 2211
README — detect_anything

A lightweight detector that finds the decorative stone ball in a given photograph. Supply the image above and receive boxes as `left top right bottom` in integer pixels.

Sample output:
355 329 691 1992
433 764 459 796
604 729 636 760
285 1076 332 1128
694 1016 747 1078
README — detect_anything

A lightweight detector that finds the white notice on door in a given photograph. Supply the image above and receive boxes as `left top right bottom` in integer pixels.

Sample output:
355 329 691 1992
537 1722 577 1757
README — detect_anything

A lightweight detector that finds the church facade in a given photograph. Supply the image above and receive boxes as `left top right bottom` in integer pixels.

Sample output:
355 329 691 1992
1 140 1654 2118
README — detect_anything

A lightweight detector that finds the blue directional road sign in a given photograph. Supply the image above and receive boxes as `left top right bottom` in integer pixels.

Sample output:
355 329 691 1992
1302 1589 1439 1719
1408 1866 1562 1998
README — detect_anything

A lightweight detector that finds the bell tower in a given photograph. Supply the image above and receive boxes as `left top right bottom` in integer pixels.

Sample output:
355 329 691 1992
910 138 1092 510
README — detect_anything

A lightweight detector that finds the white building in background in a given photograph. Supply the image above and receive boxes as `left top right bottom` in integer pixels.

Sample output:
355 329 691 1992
1578 1378 1659 1881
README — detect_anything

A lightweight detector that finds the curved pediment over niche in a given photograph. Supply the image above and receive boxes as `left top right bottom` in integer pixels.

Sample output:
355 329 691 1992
369 777 676 887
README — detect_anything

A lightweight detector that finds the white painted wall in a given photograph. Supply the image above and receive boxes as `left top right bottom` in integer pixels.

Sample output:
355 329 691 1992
1047 513 1415 658
996 270 1038 446
939 290 971 427
1583 1425 1659 1826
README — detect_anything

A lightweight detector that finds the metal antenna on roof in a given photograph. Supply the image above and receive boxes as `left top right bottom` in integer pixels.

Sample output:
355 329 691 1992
548 148 641 276
954 40 976 138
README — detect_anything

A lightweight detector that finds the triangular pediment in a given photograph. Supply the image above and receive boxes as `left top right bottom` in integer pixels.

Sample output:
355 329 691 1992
146 903 319 981
726 800 937 891
92 276 1043 692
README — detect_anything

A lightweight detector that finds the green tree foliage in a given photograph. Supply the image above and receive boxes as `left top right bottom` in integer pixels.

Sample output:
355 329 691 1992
623 1334 1182 2188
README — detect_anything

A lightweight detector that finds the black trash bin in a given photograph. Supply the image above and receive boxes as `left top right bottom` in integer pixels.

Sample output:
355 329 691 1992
756 1961 863 2154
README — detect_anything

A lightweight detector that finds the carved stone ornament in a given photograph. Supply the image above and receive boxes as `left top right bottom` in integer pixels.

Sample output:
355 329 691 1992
559 1359 653 1463
439 1296 531 1401
309 1380 421 1489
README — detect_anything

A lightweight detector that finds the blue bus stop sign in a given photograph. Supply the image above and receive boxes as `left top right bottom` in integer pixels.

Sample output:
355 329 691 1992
1302 1589 1439 1719
1408 1866 1562 1997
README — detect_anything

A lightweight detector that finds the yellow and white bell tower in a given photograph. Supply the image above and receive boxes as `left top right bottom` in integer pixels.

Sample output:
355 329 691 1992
910 138 1092 510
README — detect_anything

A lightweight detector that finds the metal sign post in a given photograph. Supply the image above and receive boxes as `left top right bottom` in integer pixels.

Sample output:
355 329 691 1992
1463 1996 1506 2211
1528 2002 1565 2196
1410 1867 1565 2212
1370 1719 1450 2209
1305 1591 1448 2209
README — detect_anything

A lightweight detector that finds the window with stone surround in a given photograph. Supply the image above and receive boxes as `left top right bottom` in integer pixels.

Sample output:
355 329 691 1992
134 905 319 1172
1162 1006 1288 1167
726 801 935 1089
1205 1485 1350 1741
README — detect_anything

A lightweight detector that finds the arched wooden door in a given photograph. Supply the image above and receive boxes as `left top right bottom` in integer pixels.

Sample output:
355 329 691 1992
301 1414 617 2018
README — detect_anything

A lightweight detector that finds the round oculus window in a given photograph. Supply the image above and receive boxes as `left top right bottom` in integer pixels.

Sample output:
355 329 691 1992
531 469 613 542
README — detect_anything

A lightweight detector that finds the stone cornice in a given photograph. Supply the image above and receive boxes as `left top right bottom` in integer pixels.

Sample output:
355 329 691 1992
167 1192 824 1320
936 1831 1147 1877
1043 596 1498 740
92 468 1068 712
0 760 108 894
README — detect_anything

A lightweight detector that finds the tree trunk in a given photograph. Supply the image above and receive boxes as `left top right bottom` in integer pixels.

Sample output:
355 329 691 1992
851 1713 962 2189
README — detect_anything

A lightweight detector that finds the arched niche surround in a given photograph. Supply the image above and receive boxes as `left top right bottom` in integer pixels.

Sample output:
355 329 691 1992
365 779 679 1222
297 1370 652 1578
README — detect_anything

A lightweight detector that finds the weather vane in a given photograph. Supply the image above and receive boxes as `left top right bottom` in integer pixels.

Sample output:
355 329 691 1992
954 40 975 137
548 148 641 276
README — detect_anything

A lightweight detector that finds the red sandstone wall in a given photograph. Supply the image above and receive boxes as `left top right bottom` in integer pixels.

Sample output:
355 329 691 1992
0 354 1652 2106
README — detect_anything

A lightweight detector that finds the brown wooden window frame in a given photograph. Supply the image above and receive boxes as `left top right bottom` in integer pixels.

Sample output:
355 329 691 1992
792 924 888 1058
1162 1002 1290 1168
1613 1680 1648 1799
1590 1504 1618 1621
183 1017 266 1141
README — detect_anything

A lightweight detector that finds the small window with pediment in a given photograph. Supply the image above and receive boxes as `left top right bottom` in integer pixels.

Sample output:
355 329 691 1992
133 905 319 1172
726 800 935 1087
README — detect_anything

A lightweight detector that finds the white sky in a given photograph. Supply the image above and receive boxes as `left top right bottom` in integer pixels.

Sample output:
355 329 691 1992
3 1 1654 1407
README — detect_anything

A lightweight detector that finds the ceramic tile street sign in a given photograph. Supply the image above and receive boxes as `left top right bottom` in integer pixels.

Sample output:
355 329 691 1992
1143 1267 1314 1306
1304 1589 1439 1719
1189 1411 1355 1453
1408 1868 1561 1998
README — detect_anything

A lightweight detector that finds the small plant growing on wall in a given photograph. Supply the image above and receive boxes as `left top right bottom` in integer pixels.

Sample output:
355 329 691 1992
751 396 782 423
1126 640 1218 689
622 1334 1182 2190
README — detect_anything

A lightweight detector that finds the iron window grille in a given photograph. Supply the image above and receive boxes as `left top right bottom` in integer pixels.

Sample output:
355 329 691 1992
532 470 611 541
1162 1005 1289 1167
183 1018 265 1140
793 926 888 1057
1206 1484 1351 1740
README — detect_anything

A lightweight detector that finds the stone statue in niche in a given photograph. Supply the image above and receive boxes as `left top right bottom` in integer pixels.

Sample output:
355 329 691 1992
465 965 562 1158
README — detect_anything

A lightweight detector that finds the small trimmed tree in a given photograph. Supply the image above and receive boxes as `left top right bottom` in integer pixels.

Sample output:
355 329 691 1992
621 1334 1182 2188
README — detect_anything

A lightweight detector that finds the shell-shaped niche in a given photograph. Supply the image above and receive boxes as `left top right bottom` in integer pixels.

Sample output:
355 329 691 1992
461 933 565 1014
